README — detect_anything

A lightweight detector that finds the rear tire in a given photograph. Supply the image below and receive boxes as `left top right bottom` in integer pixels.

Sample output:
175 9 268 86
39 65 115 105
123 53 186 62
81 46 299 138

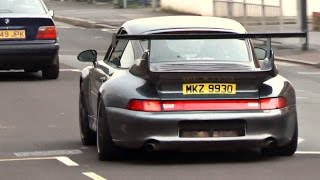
97 99 122 161
262 123 298 157
79 88 96 145
42 56 59 79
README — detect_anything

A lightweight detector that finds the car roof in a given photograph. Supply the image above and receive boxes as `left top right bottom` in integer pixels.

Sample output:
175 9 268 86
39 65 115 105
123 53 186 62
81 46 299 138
121 16 247 34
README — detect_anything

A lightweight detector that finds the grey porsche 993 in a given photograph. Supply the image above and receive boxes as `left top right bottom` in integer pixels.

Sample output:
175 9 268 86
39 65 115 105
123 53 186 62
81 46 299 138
77 16 305 161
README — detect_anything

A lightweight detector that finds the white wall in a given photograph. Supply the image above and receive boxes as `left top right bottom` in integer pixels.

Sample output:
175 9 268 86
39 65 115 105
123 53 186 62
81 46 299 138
160 0 320 17
161 0 213 16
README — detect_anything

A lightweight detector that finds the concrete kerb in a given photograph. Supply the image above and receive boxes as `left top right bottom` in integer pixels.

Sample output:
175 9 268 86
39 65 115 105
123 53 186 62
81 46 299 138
54 16 119 29
275 56 320 68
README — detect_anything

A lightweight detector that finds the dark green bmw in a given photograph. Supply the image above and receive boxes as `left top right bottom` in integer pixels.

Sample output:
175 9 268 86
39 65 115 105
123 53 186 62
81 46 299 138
0 0 59 79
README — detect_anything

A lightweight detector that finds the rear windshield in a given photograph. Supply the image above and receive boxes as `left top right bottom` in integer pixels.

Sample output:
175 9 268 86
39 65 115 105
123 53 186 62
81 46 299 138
148 39 250 63
0 0 46 14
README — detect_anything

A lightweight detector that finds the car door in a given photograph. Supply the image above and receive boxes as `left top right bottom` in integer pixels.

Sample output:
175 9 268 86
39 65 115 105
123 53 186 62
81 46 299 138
89 39 135 127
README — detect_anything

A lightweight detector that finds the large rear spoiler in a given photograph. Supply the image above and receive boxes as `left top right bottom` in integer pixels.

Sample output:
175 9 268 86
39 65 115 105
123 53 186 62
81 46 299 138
114 32 306 41
113 32 307 56
117 32 307 77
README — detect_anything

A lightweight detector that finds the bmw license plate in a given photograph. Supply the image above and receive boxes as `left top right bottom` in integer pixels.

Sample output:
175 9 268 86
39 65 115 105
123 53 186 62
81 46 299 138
183 83 236 95
0 30 26 40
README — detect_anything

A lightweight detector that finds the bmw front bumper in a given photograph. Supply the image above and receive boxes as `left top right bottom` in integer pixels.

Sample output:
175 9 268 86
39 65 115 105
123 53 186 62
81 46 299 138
105 106 297 151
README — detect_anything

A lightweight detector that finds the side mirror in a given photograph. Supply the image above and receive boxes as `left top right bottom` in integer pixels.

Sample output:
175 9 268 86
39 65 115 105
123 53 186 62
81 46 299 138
141 51 150 61
77 50 98 63
48 10 54 17
254 47 268 60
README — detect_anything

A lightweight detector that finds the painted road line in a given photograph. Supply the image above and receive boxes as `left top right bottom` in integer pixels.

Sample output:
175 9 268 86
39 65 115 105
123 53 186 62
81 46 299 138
296 97 309 99
296 151 320 155
0 157 55 162
83 172 107 180
60 69 82 72
0 156 79 166
298 72 320 75
14 149 83 157
298 137 305 144
275 61 298 66
56 156 79 166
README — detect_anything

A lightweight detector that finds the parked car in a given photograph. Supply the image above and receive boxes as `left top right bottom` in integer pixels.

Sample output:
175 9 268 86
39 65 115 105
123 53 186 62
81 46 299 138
0 0 59 79
77 16 304 161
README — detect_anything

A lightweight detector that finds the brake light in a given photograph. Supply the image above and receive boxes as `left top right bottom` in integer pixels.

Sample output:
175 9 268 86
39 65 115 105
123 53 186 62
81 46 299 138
127 98 286 112
36 26 57 40
260 97 286 110
127 100 162 112
162 100 260 111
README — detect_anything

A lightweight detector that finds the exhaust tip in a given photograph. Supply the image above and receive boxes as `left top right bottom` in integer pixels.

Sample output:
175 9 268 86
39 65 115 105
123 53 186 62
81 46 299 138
265 138 277 148
144 143 156 152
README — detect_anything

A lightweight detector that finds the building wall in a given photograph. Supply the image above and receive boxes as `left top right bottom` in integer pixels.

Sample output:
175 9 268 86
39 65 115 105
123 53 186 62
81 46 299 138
161 0 213 16
160 0 320 17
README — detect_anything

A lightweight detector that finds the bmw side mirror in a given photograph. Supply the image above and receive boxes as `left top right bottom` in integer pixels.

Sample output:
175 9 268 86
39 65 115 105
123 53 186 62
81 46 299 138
77 50 98 63
48 10 54 17
254 47 268 60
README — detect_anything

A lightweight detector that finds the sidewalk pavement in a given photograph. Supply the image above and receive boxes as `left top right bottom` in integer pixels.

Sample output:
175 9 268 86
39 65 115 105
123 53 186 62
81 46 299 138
44 0 320 68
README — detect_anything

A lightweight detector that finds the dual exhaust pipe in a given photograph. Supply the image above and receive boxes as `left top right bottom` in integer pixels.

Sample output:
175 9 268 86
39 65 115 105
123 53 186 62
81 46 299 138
143 142 159 152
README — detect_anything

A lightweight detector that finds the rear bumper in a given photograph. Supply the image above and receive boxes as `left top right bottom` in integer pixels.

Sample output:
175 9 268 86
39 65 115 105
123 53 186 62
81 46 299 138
0 43 59 70
105 106 297 151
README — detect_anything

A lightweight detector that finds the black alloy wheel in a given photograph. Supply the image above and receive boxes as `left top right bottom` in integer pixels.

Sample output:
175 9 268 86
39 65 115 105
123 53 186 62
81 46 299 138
79 88 96 145
97 99 122 161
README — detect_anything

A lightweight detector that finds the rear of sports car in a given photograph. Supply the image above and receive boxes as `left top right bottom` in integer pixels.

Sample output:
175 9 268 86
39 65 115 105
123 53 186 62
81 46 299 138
104 37 298 156
0 0 59 79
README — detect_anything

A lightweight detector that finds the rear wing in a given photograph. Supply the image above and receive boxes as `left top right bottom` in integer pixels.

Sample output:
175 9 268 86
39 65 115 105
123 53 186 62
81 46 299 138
114 32 306 40
114 32 306 76
113 32 306 59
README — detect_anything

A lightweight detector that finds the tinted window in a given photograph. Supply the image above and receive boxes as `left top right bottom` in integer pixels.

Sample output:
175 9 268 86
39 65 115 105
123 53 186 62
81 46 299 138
106 40 135 68
149 39 250 62
0 0 46 14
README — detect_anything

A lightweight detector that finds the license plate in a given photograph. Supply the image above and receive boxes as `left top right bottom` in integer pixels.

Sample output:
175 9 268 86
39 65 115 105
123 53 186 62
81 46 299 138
182 83 236 95
0 30 26 40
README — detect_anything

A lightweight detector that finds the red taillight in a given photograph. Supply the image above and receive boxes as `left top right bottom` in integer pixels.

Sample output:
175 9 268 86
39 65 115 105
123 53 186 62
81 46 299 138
127 98 286 112
127 100 162 112
162 100 260 111
260 97 286 110
36 26 57 40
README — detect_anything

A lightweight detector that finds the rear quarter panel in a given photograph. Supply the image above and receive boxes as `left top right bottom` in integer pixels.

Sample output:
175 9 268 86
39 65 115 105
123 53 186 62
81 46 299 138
259 75 296 106
99 71 159 108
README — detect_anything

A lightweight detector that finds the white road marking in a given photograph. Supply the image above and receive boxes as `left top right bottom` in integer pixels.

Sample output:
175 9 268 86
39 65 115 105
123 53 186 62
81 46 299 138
0 156 79 166
275 61 298 66
295 151 320 155
56 156 79 166
0 157 55 162
296 97 309 99
59 69 81 72
298 137 305 144
298 72 320 75
83 172 107 180
14 149 83 157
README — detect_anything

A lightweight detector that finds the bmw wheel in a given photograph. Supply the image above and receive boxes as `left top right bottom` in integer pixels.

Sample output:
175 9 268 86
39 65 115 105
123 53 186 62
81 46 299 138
42 55 59 79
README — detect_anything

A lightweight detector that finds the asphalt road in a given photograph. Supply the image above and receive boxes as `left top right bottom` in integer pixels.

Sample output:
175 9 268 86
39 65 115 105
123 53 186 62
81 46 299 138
0 22 320 180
